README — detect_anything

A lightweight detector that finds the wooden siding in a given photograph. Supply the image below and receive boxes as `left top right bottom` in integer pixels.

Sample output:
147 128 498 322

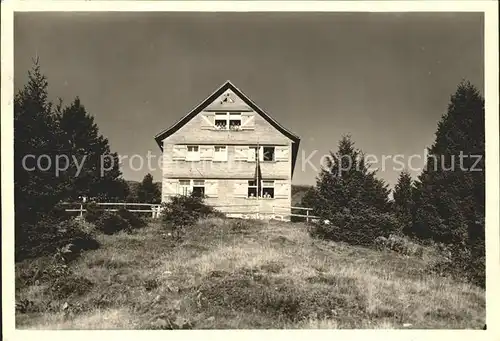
160 89 295 214
161 178 292 217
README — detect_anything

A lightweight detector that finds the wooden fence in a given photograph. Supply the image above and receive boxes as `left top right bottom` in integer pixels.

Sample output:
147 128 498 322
63 202 319 222
63 202 162 218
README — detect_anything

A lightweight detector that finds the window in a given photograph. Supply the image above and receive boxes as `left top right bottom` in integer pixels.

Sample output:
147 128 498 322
247 180 258 198
262 180 275 198
263 147 275 162
179 180 191 196
192 180 205 197
229 113 241 130
186 145 200 161
215 113 227 130
214 146 227 162
214 112 241 130
178 179 205 197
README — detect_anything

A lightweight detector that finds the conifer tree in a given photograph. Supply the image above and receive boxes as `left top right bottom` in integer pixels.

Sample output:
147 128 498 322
393 170 414 233
137 173 161 203
412 80 484 287
412 81 484 244
14 59 66 226
58 97 129 201
314 135 391 218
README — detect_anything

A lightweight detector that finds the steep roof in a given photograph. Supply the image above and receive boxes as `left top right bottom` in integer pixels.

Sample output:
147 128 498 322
154 80 300 148
154 81 301 176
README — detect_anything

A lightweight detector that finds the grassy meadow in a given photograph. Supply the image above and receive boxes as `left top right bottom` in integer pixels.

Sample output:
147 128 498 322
15 218 485 329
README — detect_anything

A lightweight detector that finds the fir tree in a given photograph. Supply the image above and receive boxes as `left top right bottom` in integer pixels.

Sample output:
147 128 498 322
412 81 484 244
58 97 129 201
314 135 391 218
412 80 484 287
14 59 66 226
393 170 414 233
137 173 161 203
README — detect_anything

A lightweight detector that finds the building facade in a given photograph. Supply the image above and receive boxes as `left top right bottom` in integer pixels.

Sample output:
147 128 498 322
154 81 300 219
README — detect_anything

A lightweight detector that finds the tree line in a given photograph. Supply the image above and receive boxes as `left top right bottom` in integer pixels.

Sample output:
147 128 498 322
14 60 160 259
301 80 485 287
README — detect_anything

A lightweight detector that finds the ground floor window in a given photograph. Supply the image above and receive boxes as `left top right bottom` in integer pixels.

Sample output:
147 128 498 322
262 180 275 198
246 180 275 198
248 180 258 198
192 180 205 197
178 179 205 197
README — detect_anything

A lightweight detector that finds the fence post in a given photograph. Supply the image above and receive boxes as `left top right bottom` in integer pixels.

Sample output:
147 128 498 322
80 203 83 218
306 209 309 223
151 205 155 219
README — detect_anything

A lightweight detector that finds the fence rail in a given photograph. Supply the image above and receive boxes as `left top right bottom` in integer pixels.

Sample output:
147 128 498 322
62 202 162 218
62 202 319 222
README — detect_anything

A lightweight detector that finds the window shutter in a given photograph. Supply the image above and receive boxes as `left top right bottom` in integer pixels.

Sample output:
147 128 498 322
200 113 215 130
241 113 255 130
205 180 218 198
163 179 179 198
275 146 289 162
233 179 248 198
172 145 187 160
258 147 264 161
200 145 214 160
247 148 256 162
274 180 289 199
234 146 249 161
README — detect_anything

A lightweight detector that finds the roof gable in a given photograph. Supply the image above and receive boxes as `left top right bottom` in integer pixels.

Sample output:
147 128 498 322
154 81 300 149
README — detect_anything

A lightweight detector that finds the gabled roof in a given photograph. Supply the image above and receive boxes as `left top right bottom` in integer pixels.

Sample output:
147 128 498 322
154 80 301 149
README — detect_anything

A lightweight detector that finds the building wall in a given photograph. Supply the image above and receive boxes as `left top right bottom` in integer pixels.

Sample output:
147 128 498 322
161 178 292 219
160 92 295 219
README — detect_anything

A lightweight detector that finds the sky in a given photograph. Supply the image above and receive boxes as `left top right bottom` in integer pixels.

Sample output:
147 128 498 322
14 12 484 188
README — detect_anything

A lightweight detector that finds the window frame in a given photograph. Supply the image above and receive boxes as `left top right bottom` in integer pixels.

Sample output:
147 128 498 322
247 180 258 198
262 146 275 162
261 180 275 199
213 145 228 162
178 179 206 197
186 145 200 162
214 112 242 130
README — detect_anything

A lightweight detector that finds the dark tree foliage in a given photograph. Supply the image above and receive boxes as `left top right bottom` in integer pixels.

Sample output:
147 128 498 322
58 97 129 201
312 135 391 218
137 173 161 204
306 135 396 244
14 59 66 226
412 81 485 287
14 60 129 260
393 170 414 234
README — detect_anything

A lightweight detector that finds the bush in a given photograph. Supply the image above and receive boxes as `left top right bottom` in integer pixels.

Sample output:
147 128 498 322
116 207 146 229
161 194 218 238
310 209 399 246
95 212 131 235
374 234 424 257
84 202 103 223
15 218 100 262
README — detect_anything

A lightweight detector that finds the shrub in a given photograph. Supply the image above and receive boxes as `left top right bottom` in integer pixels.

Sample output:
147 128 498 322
84 202 103 223
374 234 425 257
161 194 218 239
116 207 146 229
96 212 131 235
15 218 99 262
310 209 399 246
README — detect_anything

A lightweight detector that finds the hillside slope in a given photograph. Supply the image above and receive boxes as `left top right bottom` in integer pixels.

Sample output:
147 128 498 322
16 219 485 329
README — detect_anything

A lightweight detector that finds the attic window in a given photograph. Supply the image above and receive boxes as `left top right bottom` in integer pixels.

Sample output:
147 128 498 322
214 112 241 130
215 113 227 129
